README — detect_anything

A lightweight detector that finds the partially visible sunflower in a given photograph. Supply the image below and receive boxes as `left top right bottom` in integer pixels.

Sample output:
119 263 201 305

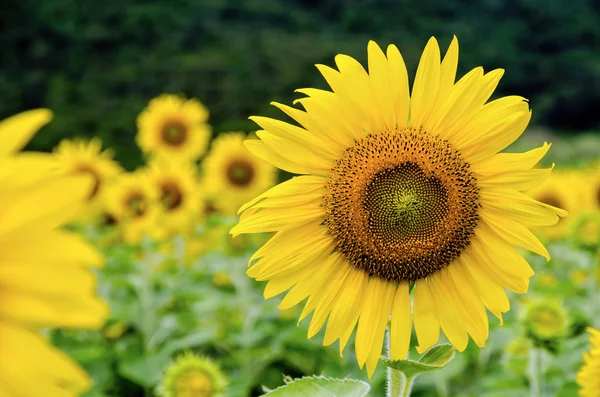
53 137 123 222
158 352 227 397
0 109 108 397
577 328 600 396
203 132 277 215
103 171 159 244
522 299 568 350
136 94 211 161
147 159 202 237
583 161 600 211
530 170 582 240
232 37 566 376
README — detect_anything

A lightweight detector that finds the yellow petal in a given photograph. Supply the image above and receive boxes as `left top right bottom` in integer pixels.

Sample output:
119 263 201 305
367 40 395 129
413 278 440 353
410 37 441 129
0 175 93 237
474 142 552 174
389 282 412 360
355 278 396 377
428 271 469 351
386 44 410 127
0 109 53 155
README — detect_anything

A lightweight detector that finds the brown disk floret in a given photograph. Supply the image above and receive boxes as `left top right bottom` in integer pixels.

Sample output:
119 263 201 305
160 181 184 211
323 127 480 283
226 159 255 187
160 120 188 146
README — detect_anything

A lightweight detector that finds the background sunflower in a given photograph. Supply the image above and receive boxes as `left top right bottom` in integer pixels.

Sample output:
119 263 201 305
136 94 212 162
202 132 277 215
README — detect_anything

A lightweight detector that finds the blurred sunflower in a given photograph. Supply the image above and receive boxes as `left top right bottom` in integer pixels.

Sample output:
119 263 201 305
522 300 568 350
136 94 211 161
584 161 600 211
231 37 566 375
530 170 583 240
147 159 202 237
0 109 108 396
103 171 159 244
577 328 600 396
158 352 227 397
203 132 277 215
54 137 123 221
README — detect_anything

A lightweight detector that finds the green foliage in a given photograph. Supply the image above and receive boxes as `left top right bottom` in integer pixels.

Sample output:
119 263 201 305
1 0 599 169
262 376 370 397
383 344 456 380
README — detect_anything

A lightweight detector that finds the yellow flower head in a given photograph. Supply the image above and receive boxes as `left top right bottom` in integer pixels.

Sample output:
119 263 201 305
53 137 123 221
147 158 203 237
231 37 566 376
583 162 600 211
523 300 568 345
159 352 227 397
103 170 160 244
0 109 108 396
577 328 600 397
136 94 211 161
202 132 277 215
530 169 583 240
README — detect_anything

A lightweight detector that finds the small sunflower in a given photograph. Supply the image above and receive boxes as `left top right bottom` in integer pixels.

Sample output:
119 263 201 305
530 170 583 240
158 352 227 397
53 137 123 221
147 159 202 237
231 37 566 375
136 94 211 161
577 328 600 396
203 132 277 215
522 300 568 350
103 171 159 244
0 109 108 396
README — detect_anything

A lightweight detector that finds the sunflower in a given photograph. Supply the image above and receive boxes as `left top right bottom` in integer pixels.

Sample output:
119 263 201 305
203 132 277 215
147 158 202 237
584 162 600 211
158 352 227 397
103 171 160 244
136 94 211 161
522 299 568 350
231 37 566 376
0 109 108 396
577 328 600 396
529 170 584 240
53 137 123 221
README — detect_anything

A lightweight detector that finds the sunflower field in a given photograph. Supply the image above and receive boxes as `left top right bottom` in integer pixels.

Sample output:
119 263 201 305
2 3 600 397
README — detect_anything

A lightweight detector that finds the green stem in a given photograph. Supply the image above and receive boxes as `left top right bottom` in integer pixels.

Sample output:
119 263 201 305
528 348 541 397
386 331 414 397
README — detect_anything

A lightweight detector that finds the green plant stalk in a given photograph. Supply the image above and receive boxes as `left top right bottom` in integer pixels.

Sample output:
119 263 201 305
528 347 541 397
386 330 414 397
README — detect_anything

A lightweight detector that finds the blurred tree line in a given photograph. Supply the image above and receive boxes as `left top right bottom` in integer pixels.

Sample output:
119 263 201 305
1 0 599 169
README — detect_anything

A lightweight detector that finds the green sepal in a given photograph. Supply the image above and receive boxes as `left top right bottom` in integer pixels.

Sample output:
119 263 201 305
382 343 456 379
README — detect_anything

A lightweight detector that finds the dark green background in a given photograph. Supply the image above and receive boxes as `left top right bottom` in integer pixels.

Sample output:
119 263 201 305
2 0 599 169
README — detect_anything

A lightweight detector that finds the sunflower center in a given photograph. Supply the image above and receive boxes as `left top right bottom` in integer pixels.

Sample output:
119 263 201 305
226 159 254 186
174 370 213 397
324 127 480 283
124 192 147 218
538 193 562 209
75 164 101 200
595 184 600 206
161 121 188 146
160 181 184 211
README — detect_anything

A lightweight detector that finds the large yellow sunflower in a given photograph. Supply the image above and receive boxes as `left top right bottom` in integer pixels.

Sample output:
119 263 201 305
136 94 212 161
53 137 123 222
231 37 566 376
0 110 108 396
203 132 277 215
103 171 160 244
577 328 600 396
529 170 584 240
147 158 202 237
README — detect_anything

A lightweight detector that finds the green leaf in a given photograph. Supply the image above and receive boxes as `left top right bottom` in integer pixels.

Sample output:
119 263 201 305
262 376 370 396
118 354 168 387
382 344 455 379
